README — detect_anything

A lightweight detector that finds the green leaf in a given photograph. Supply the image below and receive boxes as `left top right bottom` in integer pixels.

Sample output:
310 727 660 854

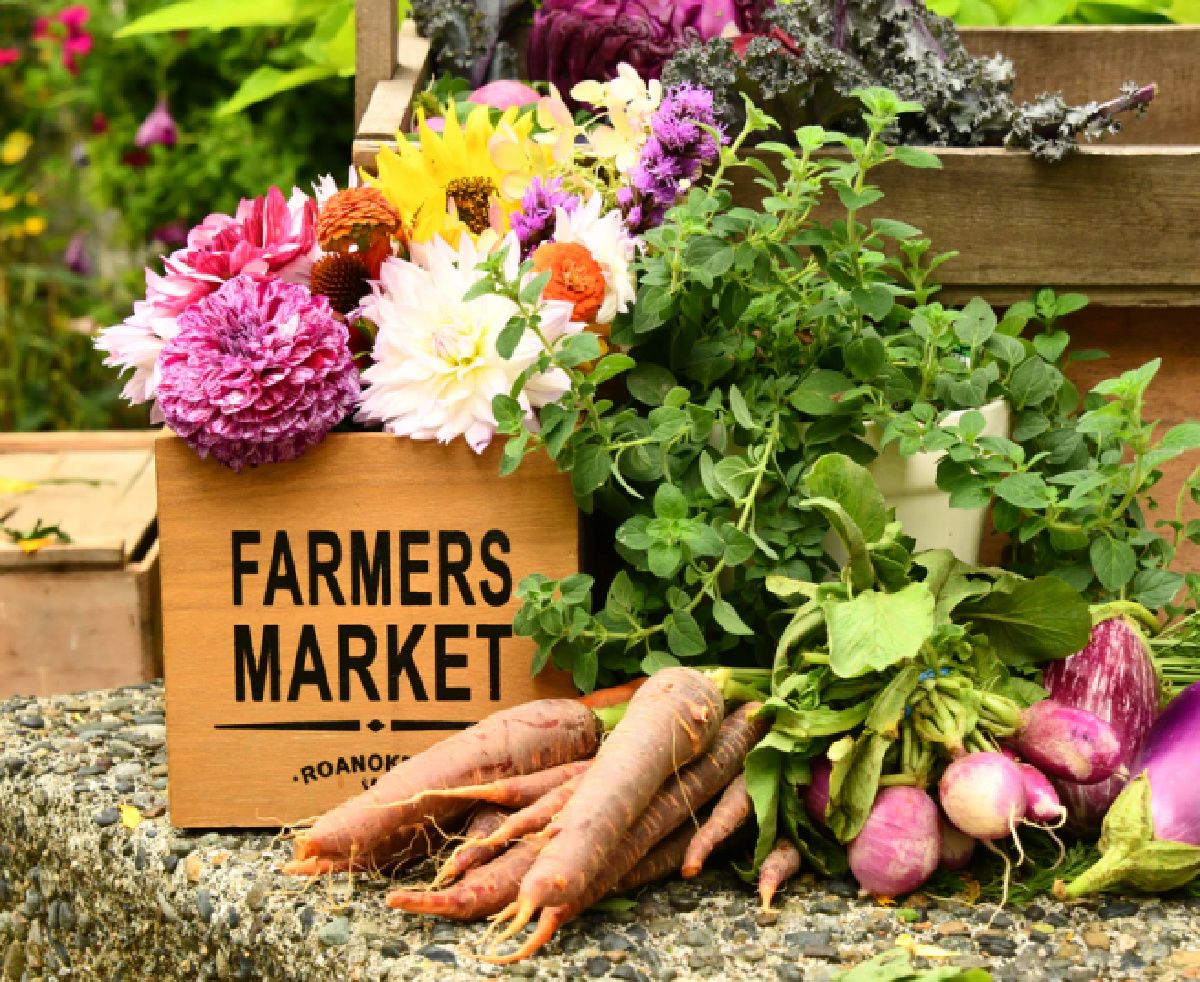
557 332 604 368
117 0 300 34
685 237 736 277
802 498 875 592
953 297 997 348
721 525 758 565
844 336 886 380
219 63 339 115
1009 357 1062 408
893 145 943 169
1091 537 1138 593
1033 329 1071 363
994 472 1054 510
714 457 754 501
743 740 783 870
648 542 684 578
792 370 855 416
805 453 888 543
654 484 689 521
871 218 922 240
824 584 936 679
496 315 527 360
728 385 758 431
837 186 885 211
850 285 894 321
667 608 707 659
958 577 1092 667
914 550 993 624
572 444 611 497
1131 569 1184 609
1094 359 1160 401
865 666 922 738
572 648 599 694
626 363 678 407
826 731 891 843
589 353 636 385
641 650 681 675
712 596 756 636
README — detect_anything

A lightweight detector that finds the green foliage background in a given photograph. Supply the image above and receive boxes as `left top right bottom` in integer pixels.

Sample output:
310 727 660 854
0 0 356 431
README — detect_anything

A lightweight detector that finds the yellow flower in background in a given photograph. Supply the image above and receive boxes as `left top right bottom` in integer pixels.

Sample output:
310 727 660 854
0 194 16 211
24 191 38 206
2 132 32 166
368 103 547 247
24 216 46 236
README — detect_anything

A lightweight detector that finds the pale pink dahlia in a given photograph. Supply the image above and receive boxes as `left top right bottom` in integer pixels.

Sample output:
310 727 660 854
155 275 359 471
96 186 319 407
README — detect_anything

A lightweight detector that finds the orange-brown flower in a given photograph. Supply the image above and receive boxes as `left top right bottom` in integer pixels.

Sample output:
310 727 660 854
317 187 404 277
311 252 371 316
532 241 606 325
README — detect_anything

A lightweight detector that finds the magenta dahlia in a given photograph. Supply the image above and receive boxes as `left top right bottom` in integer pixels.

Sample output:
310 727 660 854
155 275 360 471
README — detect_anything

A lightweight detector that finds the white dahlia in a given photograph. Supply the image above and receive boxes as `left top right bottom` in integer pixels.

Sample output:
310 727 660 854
550 193 637 325
356 232 581 452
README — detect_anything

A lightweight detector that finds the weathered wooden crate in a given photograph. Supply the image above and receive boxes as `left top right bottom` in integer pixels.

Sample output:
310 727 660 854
0 431 161 699
155 432 581 827
351 16 1200 306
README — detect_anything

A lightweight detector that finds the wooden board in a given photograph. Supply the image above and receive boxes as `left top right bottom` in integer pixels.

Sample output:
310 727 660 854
155 432 581 827
0 545 161 699
0 447 156 568
961 26 1200 146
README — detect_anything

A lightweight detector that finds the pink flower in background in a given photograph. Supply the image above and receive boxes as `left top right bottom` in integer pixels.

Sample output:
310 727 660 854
34 5 92 74
96 187 320 407
0 49 19 67
155 276 360 471
151 221 189 246
64 231 90 276
135 96 178 148
90 112 108 135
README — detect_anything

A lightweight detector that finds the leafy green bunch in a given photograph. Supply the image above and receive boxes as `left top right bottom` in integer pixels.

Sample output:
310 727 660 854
471 88 1086 691
740 452 1091 874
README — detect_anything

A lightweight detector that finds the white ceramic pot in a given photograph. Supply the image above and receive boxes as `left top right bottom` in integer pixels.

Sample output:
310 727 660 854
828 398 1011 565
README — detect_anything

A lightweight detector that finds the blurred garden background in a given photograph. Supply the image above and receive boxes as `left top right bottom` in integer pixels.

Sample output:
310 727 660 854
0 1 362 433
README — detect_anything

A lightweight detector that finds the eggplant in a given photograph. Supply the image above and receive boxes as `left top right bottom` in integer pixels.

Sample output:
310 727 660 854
1057 680 1200 898
1043 615 1159 830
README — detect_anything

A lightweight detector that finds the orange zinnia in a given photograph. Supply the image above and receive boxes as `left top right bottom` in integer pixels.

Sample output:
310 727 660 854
317 187 404 277
532 241 607 325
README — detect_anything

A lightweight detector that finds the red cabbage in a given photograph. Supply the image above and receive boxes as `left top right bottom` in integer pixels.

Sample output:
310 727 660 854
1043 616 1159 830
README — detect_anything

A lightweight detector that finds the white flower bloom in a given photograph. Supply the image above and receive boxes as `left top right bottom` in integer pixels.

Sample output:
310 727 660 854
357 232 581 453
311 166 360 209
550 194 637 325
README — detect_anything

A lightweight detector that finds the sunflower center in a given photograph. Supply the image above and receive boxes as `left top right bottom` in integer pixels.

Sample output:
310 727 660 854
446 176 498 235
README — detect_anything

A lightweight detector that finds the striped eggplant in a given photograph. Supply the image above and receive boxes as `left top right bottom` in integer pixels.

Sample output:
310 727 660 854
1042 616 1160 831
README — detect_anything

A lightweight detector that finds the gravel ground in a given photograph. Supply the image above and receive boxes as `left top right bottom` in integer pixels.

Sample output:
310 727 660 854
3 682 1200 982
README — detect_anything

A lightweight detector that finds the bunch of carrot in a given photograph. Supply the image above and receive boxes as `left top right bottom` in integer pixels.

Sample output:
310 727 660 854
287 667 797 961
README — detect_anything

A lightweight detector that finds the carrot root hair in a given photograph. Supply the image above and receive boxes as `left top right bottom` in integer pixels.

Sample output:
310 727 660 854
477 908 562 965
488 896 537 947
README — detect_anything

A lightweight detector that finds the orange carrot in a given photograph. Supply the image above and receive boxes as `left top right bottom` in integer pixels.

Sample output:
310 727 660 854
576 677 647 709
758 839 801 909
411 759 590 810
386 839 544 920
483 701 769 963
614 823 695 893
472 772 585 850
497 668 723 934
284 822 444 876
296 699 598 862
432 805 513 887
681 772 751 877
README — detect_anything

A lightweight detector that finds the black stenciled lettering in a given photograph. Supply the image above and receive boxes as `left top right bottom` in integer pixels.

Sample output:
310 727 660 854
336 758 351 776
288 624 332 701
232 531 260 606
339 625 380 701
387 624 429 701
317 761 333 778
385 754 400 770
308 531 345 605
300 765 317 785
234 625 280 702
350 530 391 606
368 754 383 771
264 531 302 606
479 530 512 607
350 755 366 774
476 624 512 701
435 624 471 701
439 531 475 606
399 530 432 606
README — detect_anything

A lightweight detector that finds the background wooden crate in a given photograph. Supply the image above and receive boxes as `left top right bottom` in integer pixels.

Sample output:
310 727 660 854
0 431 161 699
155 432 581 827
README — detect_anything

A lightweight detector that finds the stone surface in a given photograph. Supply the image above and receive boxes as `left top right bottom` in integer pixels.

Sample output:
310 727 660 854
3 682 1199 981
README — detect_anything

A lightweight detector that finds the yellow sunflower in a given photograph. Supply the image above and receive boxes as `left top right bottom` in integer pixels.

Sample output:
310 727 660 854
367 102 549 247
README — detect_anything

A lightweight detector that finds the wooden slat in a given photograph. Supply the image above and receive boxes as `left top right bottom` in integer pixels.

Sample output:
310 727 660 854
961 26 1200 146
0 430 159 454
0 449 156 567
355 0 399 127
354 26 433 161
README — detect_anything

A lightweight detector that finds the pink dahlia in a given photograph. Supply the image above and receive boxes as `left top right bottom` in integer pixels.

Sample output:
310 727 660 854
155 275 360 471
96 186 319 406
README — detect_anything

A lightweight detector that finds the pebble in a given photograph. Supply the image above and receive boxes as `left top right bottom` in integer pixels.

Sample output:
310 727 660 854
16 715 44 730
196 889 213 924
93 807 120 827
317 917 350 947
1098 901 1139 920
418 945 456 965
937 921 971 936
585 955 609 977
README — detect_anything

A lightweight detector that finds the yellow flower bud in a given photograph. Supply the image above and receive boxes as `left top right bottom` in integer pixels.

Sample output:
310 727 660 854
1 132 33 166
23 216 45 236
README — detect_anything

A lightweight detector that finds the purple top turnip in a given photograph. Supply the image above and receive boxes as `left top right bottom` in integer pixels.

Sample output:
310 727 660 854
805 757 832 826
938 812 976 870
848 786 941 896
1018 762 1066 824
939 752 1027 841
1015 700 1123 786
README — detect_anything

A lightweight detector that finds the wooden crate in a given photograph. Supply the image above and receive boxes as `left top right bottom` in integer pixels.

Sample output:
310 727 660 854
0 431 161 699
351 18 1200 306
155 432 581 827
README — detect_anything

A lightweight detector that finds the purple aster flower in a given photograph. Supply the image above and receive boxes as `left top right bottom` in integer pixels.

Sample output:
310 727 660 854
510 177 581 258
625 83 725 233
155 275 360 471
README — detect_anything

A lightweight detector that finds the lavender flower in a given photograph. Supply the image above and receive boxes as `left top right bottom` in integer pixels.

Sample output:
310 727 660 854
510 177 581 258
625 83 724 232
155 275 360 471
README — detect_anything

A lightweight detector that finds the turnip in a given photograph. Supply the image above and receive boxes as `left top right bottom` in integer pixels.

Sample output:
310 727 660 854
804 757 832 826
938 812 976 870
1018 762 1066 825
939 752 1027 841
1014 700 1123 786
847 787 941 896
